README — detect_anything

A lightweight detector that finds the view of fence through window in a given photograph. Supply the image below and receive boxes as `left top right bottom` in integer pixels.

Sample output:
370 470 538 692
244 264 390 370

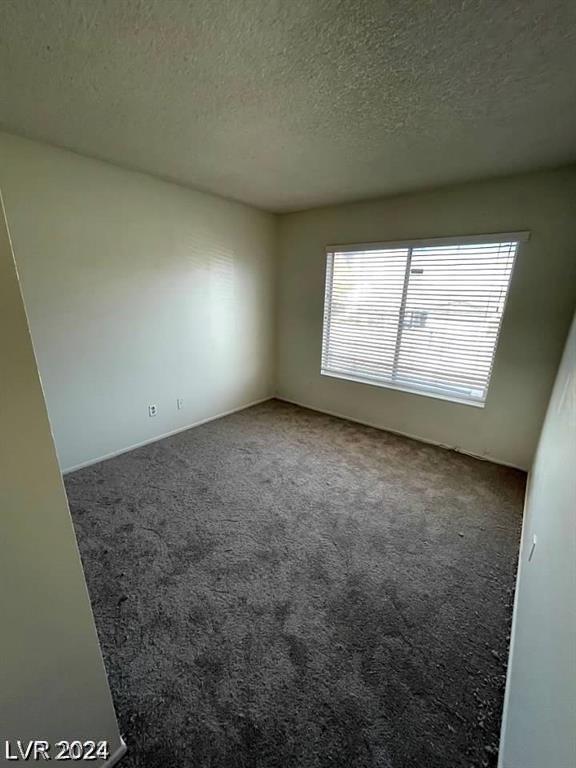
321 237 522 405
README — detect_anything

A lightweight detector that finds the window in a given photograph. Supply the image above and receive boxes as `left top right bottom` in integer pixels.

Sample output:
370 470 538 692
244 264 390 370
321 233 528 406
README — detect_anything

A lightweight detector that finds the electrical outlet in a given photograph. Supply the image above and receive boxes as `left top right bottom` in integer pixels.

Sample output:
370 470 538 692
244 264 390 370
148 404 158 417
177 398 184 410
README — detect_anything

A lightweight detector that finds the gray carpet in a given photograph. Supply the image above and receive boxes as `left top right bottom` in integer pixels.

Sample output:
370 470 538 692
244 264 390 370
65 399 525 768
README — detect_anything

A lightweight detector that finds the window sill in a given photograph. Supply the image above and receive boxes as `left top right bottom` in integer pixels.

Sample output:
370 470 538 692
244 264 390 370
320 368 486 408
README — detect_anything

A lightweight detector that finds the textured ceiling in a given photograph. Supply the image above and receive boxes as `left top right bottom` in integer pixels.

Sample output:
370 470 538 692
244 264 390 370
0 0 575 212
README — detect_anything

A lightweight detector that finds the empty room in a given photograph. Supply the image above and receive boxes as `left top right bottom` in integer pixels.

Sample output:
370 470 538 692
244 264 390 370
1 2 575 768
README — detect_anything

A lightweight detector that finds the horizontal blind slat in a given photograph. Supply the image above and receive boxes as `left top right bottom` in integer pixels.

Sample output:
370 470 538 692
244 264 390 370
322 240 518 405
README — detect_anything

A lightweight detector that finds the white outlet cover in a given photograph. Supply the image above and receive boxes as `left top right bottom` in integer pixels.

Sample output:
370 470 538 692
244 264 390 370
148 404 157 417
177 398 184 409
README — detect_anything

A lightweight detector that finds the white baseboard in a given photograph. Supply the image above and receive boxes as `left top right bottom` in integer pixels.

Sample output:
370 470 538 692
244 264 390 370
63 396 274 474
63 392 526 474
103 738 127 767
276 395 526 471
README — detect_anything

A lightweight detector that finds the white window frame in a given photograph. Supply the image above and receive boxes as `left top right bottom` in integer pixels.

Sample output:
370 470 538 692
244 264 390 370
321 231 529 407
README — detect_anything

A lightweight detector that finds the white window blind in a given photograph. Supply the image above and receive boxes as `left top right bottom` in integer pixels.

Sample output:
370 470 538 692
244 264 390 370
321 233 527 406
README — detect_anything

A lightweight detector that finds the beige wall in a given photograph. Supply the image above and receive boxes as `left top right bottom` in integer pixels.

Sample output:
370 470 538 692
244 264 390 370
3 132 573 473
277 168 576 469
0 132 277 472
499 311 576 767
0 193 122 762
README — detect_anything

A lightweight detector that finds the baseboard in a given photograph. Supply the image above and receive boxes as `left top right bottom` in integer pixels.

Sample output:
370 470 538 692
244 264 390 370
275 396 526 471
63 396 274 474
63 392 526 473
103 738 127 767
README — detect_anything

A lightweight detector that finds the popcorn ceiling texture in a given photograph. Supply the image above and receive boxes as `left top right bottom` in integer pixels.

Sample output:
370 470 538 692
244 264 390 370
0 0 575 211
